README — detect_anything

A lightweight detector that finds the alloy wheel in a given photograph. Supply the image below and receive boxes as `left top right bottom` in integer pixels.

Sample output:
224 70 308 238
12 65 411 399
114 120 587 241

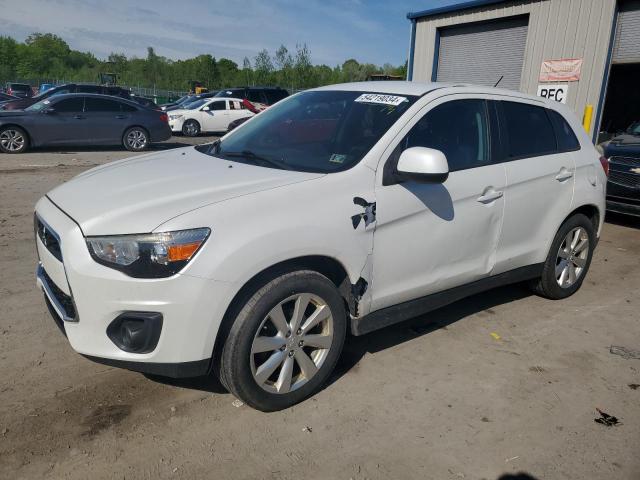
555 226 589 288
184 121 199 136
0 129 25 152
250 293 334 394
127 130 147 150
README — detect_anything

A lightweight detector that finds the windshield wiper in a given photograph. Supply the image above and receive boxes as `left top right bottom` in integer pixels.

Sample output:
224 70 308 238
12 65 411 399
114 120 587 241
221 149 289 170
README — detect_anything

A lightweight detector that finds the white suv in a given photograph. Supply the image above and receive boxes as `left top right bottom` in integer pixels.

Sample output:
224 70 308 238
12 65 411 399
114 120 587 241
35 82 607 411
168 97 253 136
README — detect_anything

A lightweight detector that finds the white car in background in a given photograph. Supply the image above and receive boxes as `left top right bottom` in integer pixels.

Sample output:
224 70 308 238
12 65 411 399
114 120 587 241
169 97 253 136
34 82 606 411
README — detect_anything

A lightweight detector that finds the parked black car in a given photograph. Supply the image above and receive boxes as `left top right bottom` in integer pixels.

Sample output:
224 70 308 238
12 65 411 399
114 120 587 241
214 87 288 106
0 94 171 154
4 83 33 98
603 121 640 216
0 83 133 111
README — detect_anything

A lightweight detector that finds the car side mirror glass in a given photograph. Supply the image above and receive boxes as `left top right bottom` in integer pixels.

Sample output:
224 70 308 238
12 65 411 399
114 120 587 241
396 147 449 184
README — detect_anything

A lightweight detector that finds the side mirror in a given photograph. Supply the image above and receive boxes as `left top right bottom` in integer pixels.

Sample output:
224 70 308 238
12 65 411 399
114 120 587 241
43 107 56 114
396 147 449 183
202 106 210 111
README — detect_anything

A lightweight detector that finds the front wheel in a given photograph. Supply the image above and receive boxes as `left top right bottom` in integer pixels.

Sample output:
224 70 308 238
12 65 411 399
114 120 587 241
530 213 596 299
0 126 29 153
218 271 347 411
123 127 149 152
182 119 200 137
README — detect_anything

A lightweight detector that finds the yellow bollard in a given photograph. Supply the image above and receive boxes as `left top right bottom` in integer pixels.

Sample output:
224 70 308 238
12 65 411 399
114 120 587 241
582 104 594 133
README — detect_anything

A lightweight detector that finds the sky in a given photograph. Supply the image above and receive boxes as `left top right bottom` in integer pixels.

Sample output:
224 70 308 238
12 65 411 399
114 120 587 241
0 0 459 67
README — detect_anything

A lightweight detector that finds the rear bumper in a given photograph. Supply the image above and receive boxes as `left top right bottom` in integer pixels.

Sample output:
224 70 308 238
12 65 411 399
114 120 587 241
151 124 172 142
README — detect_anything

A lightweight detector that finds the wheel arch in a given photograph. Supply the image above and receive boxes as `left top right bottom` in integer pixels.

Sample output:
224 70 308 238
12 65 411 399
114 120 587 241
564 204 601 234
0 123 33 146
210 255 355 373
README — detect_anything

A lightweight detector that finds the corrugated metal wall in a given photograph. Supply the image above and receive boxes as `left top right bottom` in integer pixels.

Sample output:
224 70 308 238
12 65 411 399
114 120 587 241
411 0 617 121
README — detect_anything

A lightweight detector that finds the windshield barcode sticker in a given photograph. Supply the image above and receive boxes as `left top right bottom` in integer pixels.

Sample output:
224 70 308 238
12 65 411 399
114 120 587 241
354 94 408 106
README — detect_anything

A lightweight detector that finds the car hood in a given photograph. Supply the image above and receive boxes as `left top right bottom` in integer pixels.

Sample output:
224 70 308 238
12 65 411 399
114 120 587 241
47 146 324 235
168 108 189 116
604 134 640 157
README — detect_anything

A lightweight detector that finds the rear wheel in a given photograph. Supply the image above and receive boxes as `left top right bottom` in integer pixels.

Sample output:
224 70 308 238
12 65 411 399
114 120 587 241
530 213 595 299
0 126 28 153
182 119 200 137
123 127 149 152
218 271 347 411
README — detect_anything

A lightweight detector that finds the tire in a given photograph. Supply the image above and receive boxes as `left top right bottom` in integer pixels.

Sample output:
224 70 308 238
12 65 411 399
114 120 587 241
182 119 200 137
219 270 347 411
529 213 595 299
123 127 149 152
0 126 29 153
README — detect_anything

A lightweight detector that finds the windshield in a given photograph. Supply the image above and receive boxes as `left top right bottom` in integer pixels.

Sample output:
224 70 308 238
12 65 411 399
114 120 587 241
209 90 417 173
626 121 640 135
183 99 208 110
25 98 52 112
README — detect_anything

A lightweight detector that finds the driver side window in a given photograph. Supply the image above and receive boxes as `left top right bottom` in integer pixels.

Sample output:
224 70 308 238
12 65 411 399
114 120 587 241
390 99 491 174
208 101 227 111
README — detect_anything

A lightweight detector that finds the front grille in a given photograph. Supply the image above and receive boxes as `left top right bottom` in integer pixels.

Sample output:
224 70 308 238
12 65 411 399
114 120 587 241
41 267 76 320
34 215 62 261
609 156 640 168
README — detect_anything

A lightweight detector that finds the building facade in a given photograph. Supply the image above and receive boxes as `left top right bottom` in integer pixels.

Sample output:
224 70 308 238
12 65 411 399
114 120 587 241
406 0 640 143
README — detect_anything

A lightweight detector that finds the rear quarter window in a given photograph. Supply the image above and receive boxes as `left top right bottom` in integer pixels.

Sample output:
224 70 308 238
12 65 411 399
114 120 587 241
548 109 580 152
501 101 557 159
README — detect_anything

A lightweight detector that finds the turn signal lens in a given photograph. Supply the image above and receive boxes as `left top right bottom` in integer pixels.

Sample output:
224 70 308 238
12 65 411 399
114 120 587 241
599 156 609 177
167 242 202 262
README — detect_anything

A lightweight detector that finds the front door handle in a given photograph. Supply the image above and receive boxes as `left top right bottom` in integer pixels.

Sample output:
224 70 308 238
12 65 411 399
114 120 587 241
477 188 504 204
73 115 85 120
555 168 574 182
115 115 128 119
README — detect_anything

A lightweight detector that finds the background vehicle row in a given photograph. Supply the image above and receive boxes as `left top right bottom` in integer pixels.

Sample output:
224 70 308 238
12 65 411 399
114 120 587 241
0 93 171 153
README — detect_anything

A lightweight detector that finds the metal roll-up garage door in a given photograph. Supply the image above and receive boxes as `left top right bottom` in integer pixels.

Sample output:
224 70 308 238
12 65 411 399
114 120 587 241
436 16 529 90
612 0 640 63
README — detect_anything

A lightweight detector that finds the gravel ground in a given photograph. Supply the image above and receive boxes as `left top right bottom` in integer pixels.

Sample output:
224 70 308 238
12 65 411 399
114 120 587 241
1 136 639 480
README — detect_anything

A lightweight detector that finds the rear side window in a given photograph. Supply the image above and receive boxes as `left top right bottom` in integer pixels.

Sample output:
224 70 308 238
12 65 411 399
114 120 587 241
84 98 121 112
501 101 557 158
403 99 490 172
248 89 267 104
264 90 287 104
54 97 84 112
76 85 101 94
548 109 580 152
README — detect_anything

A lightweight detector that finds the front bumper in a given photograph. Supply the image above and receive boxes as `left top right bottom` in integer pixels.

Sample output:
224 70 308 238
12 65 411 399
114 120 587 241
34 196 235 377
168 117 185 132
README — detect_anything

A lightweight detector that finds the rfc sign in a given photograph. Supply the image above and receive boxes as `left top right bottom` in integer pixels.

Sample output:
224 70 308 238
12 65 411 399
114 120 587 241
537 84 568 104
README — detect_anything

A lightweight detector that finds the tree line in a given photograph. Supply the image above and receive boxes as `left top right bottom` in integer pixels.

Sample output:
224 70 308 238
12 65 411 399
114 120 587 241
0 33 407 93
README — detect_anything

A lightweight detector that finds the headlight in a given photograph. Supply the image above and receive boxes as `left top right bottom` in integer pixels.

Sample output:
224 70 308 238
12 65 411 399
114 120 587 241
169 114 183 120
86 228 210 278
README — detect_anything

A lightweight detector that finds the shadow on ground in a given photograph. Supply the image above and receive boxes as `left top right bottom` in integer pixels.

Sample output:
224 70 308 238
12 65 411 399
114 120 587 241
329 282 532 385
145 282 532 396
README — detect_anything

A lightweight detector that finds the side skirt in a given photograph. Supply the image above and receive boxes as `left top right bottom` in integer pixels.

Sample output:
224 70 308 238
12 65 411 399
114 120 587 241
350 264 543 336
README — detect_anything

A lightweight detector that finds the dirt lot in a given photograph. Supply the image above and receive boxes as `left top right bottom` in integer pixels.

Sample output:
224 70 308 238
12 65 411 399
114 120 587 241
1 138 639 480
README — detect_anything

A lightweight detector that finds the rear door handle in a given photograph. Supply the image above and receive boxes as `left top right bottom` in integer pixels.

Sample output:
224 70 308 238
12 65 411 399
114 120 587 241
115 115 128 119
477 189 504 204
73 115 85 120
555 168 574 182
